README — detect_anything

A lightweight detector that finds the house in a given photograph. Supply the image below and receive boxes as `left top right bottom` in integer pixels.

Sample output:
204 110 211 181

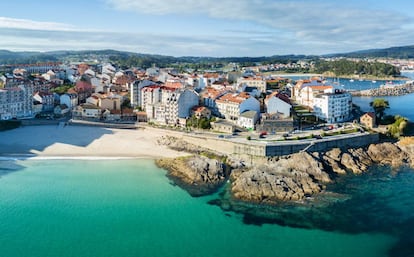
216 92 260 122
256 113 294 134
292 78 325 100
41 70 56 81
238 110 259 130
86 93 102 106
103 109 122 121
265 92 292 118
191 106 211 120
199 87 228 115
296 85 333 107
60 93 78 109
73 103 102 119
202 73 221 86
75 80 94 103
33 92 55 112
54 104 70 116
237 76 267 92
100 95 122 111
360 112 376 129
121 108 137 121
136 111 148 122
211 119 235 134
102 63 116 76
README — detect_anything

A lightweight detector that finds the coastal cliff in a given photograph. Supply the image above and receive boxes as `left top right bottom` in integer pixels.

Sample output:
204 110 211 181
157 135 414 203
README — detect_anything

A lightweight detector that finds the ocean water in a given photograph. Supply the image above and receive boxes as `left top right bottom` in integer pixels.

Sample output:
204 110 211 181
0 159 410 257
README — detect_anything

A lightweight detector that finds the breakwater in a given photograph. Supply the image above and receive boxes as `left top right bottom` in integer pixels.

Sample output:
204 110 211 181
351 81 414 96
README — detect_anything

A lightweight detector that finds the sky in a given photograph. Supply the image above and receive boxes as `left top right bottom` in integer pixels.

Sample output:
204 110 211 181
0 0 414 57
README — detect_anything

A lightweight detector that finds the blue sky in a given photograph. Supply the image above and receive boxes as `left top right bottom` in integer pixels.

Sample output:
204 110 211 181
0 0 413 57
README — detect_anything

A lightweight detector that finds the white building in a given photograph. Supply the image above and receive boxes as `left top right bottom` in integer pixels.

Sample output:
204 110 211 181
141 85 161 111
41 70 56 81
216 92 260 122
145 87 199 126
292 78 325 100
130 79 158 108
296 85 333 107
312 90 352 123
265 92 292 118
102 64 116 76
73 103 102 119
60 93 78 110
237 76 267 92
0 84 33 120
238 110 259 129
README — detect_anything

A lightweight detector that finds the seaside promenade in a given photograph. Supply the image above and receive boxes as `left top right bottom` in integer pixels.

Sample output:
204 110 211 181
0 122 378 159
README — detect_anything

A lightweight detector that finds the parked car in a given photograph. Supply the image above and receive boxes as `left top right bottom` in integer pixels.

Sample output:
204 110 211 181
313 134 323 139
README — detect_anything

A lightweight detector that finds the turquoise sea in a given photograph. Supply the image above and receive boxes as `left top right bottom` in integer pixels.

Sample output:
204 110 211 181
1 159 413 257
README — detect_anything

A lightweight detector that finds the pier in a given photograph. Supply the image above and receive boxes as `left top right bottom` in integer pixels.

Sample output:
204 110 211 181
350 81 414 96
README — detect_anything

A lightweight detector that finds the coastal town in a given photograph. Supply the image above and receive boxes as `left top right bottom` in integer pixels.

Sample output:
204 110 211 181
3 1 414 256
1 56 414 202
0 60 362 137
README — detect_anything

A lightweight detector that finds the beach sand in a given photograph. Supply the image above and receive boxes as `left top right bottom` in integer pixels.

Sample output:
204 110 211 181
0 124 186 159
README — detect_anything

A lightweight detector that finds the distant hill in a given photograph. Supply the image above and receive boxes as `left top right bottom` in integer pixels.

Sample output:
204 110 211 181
325 45 414 59
0 49 315 69
2 44 414 69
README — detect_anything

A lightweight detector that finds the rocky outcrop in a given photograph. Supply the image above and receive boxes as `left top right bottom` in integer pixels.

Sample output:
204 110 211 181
158 135 414 203
231 152 329 203
155 155 228 196
157 135 207 155
367 142 409 167
231 141 414 203
321 147 374 174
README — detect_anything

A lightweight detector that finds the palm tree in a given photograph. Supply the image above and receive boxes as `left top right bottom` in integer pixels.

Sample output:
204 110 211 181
369 98 389 125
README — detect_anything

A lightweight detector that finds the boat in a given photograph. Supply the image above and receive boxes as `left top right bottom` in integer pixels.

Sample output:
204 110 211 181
349 79 354 82
372 80 377 83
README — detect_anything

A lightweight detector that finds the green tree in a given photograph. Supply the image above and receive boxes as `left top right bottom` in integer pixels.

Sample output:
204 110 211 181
387 115 408 138
370 98 390 125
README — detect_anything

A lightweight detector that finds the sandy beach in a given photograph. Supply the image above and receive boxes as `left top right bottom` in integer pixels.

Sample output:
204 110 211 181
0 124 186 159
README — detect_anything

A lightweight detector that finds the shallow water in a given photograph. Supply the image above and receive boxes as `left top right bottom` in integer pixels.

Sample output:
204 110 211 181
0 159 409 257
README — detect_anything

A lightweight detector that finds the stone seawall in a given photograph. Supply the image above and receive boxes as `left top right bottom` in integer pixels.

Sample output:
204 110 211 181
180 132 379 157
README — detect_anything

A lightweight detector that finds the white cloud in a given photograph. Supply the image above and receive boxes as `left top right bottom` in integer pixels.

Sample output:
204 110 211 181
0 17 76 31
106 0 414 53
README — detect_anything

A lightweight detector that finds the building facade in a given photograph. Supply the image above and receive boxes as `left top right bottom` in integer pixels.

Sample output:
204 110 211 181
0 84 33 120
265 93 292 118
216 92 260 122
312 90 352 123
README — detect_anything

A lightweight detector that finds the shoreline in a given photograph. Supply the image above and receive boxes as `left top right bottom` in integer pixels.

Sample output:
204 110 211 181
0 125 188 160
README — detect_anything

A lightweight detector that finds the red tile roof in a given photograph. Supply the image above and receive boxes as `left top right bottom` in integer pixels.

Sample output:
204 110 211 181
216 92 250 104
75 80 93 92
164 81 183 89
